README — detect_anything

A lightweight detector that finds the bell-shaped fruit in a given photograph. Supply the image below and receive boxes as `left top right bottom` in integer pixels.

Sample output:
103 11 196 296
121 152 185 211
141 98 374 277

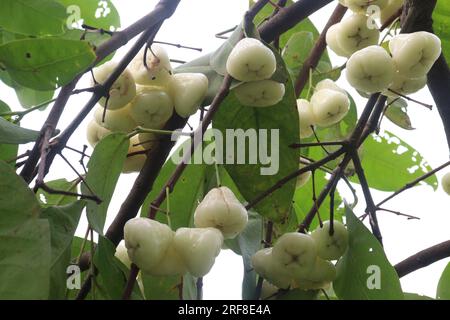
146 245 187 277
123 218 173 273
383 72 427 97
346 45 396 93
389 31 441 78
297 99 316 139
326 24 350 57
226 38 276 81
94 105 137 133
296 158 312 189
271 232 317 278
234 80 285 107
168 73 209 118
173 227 223 277
86 120 111 147
251 248 291 289
311 220 349 260
129 45 173 87
114 241 132 269
314 79 346 95
292 258 336 290
441 172 450 195
336 14 380 57
129 86 174 129
310 89 350 127
194 186 248 239
92 61 136 110
122 134 155 173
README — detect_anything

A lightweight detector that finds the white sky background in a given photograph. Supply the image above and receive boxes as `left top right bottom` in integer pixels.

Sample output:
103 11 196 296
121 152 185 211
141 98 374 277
2 0 449 299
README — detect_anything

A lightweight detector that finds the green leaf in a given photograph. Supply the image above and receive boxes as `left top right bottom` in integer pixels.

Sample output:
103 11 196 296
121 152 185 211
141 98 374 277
37 178 78 207
141 274 181 300
433 1 450 66
282 31 314 69
57 0 121 31
210 24 242 76
437 262 450 300
276 288 319 300
334 206 404 300
385 99 414 130
0 102 18 164
0 38 96 90
352 130 438 192
0 160 41 230
213 71 299 221
41 201 85 299
15 86 55 109
82 133 129 234
141 139 209 229
0 117 40 144
0 0 66 36
0 219 51 299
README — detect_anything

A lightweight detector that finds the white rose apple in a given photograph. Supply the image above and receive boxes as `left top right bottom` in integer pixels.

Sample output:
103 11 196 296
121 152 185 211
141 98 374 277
94 105 137 133
441 172 450 195
86 120 111 147
92 61 136 110
123 218 173 273
311 220 349 260
297 99 316 139
296 158 312 189
310 89 350 127
251 248 291 289
114 241 132 269
146 245 187 277
346 45 396 93
234 80 285 107
129 45 173 87
173 227 224 278
343 0 388 13
383 72 427 97
168 73 209 118
226 38 277 81
389 31 442 78
194 186 248 239
271 232 317 278
314 79 346 95
326 24 350 57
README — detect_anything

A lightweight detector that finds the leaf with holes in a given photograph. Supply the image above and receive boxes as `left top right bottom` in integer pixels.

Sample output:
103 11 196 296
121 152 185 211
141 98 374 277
334 206 403 300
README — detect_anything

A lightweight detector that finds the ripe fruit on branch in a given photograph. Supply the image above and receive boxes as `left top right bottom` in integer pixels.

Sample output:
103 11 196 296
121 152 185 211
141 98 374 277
314 79 346 95
383 73 427 97
389 31 442 78
310 89 350 127
292 258 336 290
114 241 132 269
129 45 173 87
346 45 395 93
194 186 248 239
123 218 174 273
296 158 312 189
226 38 277 82
129 86 174 129
234 80 285 107
148 245 187 276
311 220 349 260
94 105 137 133
92 61 137 110
173 227 223 278
326 14 380 58
441 172 450 196
251 248 291 289
168 73 209 118
271 232 317 277
122 134 153 173
297 99 316 139
86 120 111 147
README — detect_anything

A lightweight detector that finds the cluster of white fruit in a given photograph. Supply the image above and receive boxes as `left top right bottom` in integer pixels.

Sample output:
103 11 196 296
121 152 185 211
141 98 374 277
226 38 286 107
252 220 348 291
119 186 248 278
297 79 350 139
86 45 209 173
339 0 404 26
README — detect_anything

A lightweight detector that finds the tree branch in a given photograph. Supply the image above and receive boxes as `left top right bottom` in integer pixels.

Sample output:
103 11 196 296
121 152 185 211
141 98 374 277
395 240 450 278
